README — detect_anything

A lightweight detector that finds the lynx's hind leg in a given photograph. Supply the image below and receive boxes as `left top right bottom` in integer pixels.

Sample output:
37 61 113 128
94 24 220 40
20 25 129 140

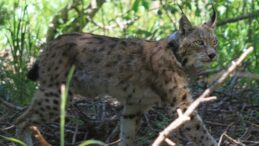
15 86 61 145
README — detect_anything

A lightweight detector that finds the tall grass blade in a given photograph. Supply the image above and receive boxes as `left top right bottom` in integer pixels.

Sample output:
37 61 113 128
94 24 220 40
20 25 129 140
60 65 75 146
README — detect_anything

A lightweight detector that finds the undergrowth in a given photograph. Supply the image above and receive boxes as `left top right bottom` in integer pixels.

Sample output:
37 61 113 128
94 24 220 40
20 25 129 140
0 5 39 105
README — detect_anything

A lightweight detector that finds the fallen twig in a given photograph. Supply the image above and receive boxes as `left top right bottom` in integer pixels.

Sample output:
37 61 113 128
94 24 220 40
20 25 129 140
218 132 246 146
235 71 259 81
152 47 253 146
30 126 52 146
0 97 23 111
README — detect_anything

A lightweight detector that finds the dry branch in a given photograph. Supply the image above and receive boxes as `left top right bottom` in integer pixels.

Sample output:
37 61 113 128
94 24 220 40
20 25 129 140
30 126 52 146
199 69 259 85
217 11 259 26
0 97 23 111
235 71 259 81
90 17 139 31
152 47 253 146
218 132 246 146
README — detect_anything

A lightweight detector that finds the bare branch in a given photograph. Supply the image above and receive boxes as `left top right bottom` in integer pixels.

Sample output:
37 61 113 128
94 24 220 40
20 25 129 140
30 126 52 146
235 71 259 81
0 97 23 111
90 17 139 31
152 47 253 146
164 138 176 146
218 132 246 146
201 96 217 102
217 11 259 26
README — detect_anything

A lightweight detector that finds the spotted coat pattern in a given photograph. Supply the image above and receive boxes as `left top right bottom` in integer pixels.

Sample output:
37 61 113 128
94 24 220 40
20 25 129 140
16 12 218 146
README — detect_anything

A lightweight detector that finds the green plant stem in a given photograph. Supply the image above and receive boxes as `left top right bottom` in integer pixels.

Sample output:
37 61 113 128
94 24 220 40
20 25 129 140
60 65 75 146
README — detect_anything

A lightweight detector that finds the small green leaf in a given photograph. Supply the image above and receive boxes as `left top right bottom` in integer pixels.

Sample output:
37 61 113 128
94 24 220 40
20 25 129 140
142 0 150 10
195 9 200 16
132 0 140 12
78 140 107 146
185 2 192 9
170 6 177 14
157 9 162 15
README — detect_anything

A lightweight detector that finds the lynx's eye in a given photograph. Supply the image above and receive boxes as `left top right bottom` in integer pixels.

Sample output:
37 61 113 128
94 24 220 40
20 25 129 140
212 39 218 46
194 40 204 46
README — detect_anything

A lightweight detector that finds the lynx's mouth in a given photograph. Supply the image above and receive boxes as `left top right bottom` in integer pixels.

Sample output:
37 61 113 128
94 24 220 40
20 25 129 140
201 59 214 63
200 55 217 64
192 59 213 72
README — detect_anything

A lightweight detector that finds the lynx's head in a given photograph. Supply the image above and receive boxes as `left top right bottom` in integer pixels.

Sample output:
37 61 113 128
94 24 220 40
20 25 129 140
168 9 217 71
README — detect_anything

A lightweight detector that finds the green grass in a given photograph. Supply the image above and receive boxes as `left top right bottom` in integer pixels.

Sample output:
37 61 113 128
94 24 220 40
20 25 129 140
78 140 107 146
60 65 75 146
0 135 27 146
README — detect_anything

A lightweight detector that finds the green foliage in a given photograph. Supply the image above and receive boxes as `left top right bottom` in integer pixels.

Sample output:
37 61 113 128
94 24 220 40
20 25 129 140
0 4 39 104
0 2 10 26
132 0 150 12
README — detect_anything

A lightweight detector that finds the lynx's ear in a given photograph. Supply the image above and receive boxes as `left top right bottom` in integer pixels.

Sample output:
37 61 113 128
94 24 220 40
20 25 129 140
179 14 193 35
204 7 217 28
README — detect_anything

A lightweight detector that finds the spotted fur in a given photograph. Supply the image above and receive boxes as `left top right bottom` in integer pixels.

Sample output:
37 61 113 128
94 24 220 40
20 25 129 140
16 11 218 146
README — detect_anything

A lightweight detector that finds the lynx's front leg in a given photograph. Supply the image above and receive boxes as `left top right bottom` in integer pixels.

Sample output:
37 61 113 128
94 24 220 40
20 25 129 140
171 99 217 146
165 89 217 146
167 92 217 146
153 63 218 145
181 113 217 146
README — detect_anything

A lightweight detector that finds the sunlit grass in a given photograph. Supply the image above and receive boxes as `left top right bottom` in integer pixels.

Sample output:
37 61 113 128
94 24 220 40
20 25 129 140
0 135 27 146
60 65 75 146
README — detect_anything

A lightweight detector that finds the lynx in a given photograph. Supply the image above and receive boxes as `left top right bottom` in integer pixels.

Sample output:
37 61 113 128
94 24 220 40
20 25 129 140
16 9 218 146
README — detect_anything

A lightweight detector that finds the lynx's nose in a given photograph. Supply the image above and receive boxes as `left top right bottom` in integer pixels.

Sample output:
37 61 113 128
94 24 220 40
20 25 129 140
208 52 216 59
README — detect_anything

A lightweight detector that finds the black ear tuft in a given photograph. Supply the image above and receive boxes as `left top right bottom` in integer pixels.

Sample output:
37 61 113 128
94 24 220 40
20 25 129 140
204 6 217 28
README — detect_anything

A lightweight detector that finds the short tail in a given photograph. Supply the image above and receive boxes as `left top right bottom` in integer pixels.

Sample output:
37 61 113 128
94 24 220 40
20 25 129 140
27 60 39 81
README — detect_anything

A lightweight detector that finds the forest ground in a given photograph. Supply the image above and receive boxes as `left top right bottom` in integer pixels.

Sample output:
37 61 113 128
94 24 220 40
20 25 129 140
0 78 259 146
